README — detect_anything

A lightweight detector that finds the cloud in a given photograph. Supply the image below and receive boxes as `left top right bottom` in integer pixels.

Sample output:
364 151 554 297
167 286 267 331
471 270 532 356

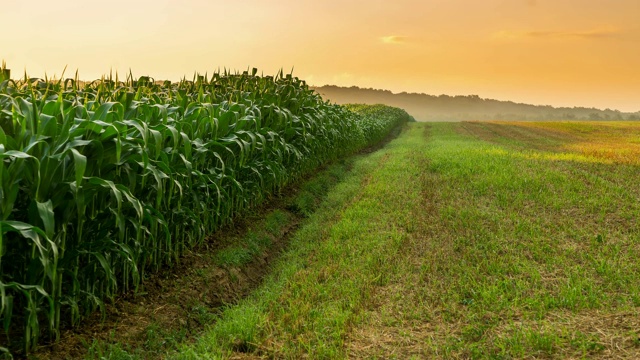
493 26 622 40
526 0 537 7
380 35 409 44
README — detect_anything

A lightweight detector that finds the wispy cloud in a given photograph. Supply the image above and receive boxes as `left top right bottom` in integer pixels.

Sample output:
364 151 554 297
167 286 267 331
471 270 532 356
380 35 409 44
493 26 623 40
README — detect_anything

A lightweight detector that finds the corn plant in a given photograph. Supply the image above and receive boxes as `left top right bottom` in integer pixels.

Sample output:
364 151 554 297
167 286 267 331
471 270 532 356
0 67 409 354
0 62 8 84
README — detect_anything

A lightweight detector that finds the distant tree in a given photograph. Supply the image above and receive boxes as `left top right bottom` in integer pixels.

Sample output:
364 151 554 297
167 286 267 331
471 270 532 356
589 113 603 120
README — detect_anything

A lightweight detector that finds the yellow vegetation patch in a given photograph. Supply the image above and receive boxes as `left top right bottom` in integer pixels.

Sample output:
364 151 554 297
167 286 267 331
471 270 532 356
488 121 640 165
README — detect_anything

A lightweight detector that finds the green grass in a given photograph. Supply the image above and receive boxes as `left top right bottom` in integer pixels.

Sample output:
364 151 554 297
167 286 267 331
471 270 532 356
213 231 272 267
360 122 640 358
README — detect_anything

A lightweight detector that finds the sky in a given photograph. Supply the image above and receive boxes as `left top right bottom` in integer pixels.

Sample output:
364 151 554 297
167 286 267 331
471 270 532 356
3 0 639 111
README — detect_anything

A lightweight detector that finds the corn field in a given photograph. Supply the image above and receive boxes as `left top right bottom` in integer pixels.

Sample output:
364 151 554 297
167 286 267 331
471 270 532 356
0 66 411 354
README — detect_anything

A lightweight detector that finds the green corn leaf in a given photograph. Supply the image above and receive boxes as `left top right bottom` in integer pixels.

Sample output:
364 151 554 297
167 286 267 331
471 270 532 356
69 148 86 188
36 200 55 239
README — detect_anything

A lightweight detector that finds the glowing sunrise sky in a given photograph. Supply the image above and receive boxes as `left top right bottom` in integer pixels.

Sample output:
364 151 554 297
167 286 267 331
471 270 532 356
3 0 639 111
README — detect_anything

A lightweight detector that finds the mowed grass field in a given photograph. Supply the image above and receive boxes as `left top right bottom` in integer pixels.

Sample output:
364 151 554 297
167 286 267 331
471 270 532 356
93 121 640 359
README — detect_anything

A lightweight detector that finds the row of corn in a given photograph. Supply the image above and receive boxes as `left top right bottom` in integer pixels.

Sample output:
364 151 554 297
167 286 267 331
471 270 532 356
0 67 411 354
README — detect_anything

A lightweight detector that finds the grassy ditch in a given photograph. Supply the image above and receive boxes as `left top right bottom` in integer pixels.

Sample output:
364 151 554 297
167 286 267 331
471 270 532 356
170 123 428 359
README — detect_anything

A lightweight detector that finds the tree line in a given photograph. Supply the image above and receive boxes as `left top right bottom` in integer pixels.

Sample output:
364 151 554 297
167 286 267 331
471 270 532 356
313 85 640 122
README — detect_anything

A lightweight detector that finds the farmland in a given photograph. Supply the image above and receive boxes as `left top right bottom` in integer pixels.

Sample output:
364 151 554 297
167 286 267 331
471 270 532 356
164 120 638 359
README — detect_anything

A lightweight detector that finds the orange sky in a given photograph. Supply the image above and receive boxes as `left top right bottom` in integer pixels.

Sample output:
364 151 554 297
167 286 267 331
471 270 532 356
4 0 639 111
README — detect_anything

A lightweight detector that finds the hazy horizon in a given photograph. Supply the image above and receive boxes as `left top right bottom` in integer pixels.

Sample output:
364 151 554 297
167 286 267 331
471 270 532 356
312 84 639 113
4 0 639 112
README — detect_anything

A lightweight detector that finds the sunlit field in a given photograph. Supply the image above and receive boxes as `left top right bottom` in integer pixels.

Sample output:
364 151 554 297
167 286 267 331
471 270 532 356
466 121 640 165
153 121 640 359
4 0 640 357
